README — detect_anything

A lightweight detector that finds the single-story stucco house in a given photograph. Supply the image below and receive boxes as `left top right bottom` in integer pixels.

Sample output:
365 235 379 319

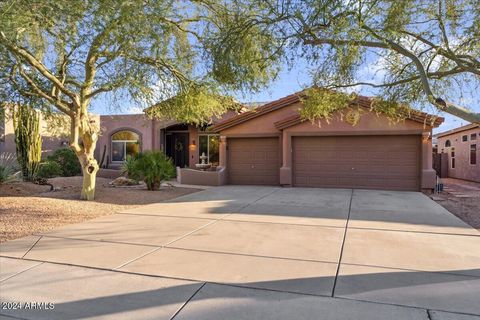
1 90 444 191
434 123 480 182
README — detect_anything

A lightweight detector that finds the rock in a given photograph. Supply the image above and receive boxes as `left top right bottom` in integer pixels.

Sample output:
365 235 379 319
109 176 139 187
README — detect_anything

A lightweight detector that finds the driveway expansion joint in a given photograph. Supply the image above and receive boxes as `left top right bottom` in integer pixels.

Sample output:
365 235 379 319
0 260 44 283
21 235 42 259
170 282 206 320
346 225 480 237
163 245 340 264
332 188 354 297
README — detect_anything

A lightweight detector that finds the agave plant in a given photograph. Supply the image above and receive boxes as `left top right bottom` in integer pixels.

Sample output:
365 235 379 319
0 152 19 184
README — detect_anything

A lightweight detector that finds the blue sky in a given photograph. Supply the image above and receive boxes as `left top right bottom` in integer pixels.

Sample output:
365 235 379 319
90 60 478 135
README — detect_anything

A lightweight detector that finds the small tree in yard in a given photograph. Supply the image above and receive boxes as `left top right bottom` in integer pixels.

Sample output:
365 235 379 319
0 1 272 200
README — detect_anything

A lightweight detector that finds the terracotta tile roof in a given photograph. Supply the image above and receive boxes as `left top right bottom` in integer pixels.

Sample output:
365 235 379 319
210 92 304 132
211 90 444 132
434 123 480 138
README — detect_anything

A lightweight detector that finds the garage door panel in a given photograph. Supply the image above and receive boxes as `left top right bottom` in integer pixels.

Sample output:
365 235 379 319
228 138 280 185
293 136 420 191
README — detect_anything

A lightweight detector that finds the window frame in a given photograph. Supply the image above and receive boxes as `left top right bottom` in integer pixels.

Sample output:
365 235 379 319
471 133 477 141
111 130 141 163
470 144 477 166
462 135 468 142
198 134 220 165
450 147 456 169
444 139 451 147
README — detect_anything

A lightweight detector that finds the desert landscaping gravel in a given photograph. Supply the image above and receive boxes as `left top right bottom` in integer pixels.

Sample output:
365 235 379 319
0 176 200 242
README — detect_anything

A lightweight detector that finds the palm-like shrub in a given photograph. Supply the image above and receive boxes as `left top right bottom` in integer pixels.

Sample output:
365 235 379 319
121 155 139 181
123 151 175 191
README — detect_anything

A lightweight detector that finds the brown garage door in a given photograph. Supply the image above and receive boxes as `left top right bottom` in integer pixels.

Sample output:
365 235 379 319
228 137 280 185
293 135 420 191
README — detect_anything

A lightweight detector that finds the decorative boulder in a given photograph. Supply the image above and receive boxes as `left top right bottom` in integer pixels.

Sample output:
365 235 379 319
109 176 139 187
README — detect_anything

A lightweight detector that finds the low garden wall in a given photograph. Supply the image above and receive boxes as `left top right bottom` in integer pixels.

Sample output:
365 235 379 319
177 167 226 186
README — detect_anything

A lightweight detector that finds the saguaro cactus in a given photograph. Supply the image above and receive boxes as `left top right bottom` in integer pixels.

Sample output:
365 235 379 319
12 105 42 181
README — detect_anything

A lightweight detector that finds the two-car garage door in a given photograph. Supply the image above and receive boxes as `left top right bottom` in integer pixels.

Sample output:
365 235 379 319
227 135 421 191
293 135 421 191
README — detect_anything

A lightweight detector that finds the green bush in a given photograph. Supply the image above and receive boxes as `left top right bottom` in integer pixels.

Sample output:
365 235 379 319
46 148 81 177
36 161 63 179
124 151 175 190
121 155 139 181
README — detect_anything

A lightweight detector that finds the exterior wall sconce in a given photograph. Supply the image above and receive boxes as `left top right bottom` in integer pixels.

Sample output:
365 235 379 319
189 139 196 149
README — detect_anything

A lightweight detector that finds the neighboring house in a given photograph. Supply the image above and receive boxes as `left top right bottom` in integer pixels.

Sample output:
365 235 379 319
435 123 480 182
0 108 71 157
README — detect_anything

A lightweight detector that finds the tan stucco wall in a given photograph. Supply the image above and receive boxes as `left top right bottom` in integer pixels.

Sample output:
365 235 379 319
0 109 71 158
97 114 175 167
219 103 436 190
221 104 299 136
437 127 480 182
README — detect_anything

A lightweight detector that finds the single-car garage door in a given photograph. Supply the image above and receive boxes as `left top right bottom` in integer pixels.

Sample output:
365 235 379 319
293 135 420 191
228 137 280 185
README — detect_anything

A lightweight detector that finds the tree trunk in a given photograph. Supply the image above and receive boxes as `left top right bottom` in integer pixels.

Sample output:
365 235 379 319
70 109 100 201
80 155 99 200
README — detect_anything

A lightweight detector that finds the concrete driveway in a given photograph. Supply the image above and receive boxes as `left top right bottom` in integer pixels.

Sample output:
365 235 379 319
1 186 479 320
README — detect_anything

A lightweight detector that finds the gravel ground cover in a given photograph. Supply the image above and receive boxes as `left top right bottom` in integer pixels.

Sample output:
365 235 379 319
432 178 480 230
0 176 200 242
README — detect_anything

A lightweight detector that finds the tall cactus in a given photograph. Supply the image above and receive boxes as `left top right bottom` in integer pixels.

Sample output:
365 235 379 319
12 105 42 181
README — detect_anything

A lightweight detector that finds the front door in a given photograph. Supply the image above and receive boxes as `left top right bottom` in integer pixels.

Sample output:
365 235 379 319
166 133 189 167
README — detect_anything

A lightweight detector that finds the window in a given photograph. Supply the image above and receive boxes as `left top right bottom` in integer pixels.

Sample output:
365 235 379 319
462 135 468 142
451 147 455 169
471 133 477 140
111 130 140 162
199 135 219 166
471 144 477 165
444 140 451 147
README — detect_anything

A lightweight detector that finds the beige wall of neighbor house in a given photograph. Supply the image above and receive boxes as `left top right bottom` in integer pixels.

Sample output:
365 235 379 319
436 124 480 182
210 94 442 192
0 108 72 158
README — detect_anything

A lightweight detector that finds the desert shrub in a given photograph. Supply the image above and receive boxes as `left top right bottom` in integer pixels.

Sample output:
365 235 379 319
121 155 139 181
46 148 81 176
0 165 14 184
36 161 63 179
126 151 175 190
0 153 18 184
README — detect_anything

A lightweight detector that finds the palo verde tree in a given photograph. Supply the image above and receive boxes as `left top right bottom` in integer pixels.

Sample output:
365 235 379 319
209 0 480 123
0 0 274 200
